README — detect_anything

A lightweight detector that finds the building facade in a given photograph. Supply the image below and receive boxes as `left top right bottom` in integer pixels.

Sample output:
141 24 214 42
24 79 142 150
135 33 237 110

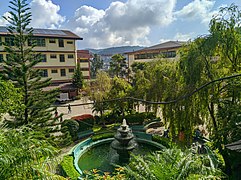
126 41 185 67
77 50 91 80
0 27 82 84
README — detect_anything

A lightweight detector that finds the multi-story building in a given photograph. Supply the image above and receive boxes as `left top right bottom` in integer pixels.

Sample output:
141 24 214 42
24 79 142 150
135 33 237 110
0 26 82 84
126 41 185 67
77 50 91 80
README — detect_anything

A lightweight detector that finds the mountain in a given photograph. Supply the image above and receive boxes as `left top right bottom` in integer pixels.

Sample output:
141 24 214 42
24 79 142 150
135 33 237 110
88 46 144 55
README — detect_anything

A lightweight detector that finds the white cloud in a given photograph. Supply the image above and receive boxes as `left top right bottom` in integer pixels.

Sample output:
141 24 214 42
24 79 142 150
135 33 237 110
174 32 194 41
30 0 65 28
66 0 177 48
0 12 11 26
175 0 217 24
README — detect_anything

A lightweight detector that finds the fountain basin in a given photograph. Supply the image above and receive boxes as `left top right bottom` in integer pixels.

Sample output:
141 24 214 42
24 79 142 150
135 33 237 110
73 137 166 177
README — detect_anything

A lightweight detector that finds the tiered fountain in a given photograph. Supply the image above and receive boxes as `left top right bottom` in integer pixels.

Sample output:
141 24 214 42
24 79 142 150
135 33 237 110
111 119 137 163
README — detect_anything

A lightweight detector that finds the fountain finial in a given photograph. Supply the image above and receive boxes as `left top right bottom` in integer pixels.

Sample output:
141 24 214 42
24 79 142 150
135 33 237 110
122 119 127 126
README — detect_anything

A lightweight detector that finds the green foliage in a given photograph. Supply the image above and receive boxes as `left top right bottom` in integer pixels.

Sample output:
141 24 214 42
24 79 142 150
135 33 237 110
124 147 225 179
152 135 172 148
0 79 23 117
72 62 84 89
0 127 62 179
91 132 114 141
78 118 95 131
60 155 80 180
109 54 127 78
83 168 126 180
90 54 103 79
108 77 133 117
1 0 59 131
61 119 79 141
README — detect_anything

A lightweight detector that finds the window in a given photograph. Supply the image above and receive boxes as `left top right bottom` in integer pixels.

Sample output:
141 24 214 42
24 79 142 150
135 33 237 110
51 69 58 73
40 69 48 77
28 38 45 47
60 69 66 76
67 41 73 44
58 39 64 47
69 68 74 73
79 59 89 62
0 54 3 63
5 37 15 46
49 39 56 43
40 54 47 62
80 68 89 71
68 54 74 59
59 54 65 62
50 54 57 59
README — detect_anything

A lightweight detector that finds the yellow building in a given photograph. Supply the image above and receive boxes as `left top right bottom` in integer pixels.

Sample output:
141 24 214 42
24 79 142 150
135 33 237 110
0 26 82 84
77 50 91 80
126 41 185 67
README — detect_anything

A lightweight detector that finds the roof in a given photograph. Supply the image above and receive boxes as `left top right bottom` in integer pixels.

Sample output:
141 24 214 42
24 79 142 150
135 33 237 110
77 50 92 59
226 140 241 152
0 26 82 40
43 83 77 91
126 41 186 54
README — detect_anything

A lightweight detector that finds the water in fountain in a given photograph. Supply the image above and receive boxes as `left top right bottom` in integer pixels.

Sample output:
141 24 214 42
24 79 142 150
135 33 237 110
111 119 137 164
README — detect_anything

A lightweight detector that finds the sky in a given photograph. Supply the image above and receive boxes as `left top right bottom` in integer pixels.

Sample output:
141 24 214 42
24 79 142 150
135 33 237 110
0 0 240 49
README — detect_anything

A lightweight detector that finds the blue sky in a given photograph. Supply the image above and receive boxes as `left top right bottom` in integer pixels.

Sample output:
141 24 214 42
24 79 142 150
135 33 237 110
0 0 241 49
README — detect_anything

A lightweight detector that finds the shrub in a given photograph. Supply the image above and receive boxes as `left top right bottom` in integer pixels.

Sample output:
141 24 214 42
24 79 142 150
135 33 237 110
61 119 79 141
72 114 95 131
60 155 80 179
152 135 171 148
92 132 114 141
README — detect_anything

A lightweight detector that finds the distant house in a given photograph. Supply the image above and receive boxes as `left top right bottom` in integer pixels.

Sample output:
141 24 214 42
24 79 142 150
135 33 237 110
77 50 91 80
126 41 185 67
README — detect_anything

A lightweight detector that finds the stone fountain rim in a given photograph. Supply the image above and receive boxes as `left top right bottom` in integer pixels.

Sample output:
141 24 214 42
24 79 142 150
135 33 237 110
72 137 166 179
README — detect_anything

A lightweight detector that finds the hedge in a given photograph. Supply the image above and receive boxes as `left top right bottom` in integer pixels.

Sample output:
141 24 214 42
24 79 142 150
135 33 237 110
91 132 114 141
60 155 80 180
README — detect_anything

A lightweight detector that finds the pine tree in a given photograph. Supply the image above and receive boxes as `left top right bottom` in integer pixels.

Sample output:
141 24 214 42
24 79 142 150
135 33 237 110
72 62 84 89
2 0 59 130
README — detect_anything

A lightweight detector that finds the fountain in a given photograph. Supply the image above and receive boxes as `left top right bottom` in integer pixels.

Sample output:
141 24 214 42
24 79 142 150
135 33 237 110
111 119 137 163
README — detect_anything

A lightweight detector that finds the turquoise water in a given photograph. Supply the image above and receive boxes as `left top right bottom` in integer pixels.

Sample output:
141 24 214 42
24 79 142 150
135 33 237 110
78 142 159 173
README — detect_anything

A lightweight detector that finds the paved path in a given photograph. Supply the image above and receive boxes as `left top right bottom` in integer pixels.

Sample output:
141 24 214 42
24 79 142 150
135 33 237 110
55 99 93 120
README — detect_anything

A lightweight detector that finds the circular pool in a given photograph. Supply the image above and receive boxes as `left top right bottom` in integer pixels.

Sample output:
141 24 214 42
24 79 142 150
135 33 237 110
74 138 165 175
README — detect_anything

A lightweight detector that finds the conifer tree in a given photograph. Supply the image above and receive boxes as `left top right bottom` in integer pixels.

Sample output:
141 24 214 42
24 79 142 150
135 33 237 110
72 62 84 90
2 0 59 130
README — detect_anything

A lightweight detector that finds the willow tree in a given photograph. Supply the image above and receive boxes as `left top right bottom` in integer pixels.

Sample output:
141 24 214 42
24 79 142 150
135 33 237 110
2 0 58 130
87 71 111 125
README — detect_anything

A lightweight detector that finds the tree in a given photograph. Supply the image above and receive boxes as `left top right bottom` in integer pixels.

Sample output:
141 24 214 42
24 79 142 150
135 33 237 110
108 77 133 118
72 62 84 90
109 54 127 78
87 71 111 125
90 54 103 79
0 79 23 117
0 127 64 179
1 0 59 129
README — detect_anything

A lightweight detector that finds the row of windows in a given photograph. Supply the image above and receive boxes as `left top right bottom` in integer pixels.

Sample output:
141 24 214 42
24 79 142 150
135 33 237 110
0 54 74 63
0 37 74 47
49 54 74 62
134 51 177 60
41 68 75 77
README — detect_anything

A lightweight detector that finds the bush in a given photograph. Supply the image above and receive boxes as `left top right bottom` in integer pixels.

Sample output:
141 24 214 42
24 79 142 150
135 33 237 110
72 114 95 131
61 119 79 141
60 155 80 179
152 135 171 148
91 132 114 141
